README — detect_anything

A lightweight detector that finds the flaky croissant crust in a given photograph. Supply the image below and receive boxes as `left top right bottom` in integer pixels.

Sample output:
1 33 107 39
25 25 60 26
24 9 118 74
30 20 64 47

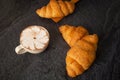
36 0 79 22
59 25 98 77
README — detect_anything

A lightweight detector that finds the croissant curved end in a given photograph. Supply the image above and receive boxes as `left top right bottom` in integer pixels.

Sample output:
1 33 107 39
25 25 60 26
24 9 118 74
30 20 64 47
89 34 99 44
36 9 43 17
66 66 76 78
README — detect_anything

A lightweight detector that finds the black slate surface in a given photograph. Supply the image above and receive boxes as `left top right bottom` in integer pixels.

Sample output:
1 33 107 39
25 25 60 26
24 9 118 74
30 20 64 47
0 0 120 80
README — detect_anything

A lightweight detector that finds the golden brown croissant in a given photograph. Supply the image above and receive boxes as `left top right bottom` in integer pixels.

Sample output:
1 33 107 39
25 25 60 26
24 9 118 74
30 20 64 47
59 25 98 77
36 0 79 22
59 25 89 47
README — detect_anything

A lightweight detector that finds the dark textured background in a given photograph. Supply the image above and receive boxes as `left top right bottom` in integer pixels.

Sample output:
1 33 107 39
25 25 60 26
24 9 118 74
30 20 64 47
0 0 120 80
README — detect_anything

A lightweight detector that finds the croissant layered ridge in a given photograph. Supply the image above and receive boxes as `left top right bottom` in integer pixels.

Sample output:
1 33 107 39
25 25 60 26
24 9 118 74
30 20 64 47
36 0 79 22
59 25 98 77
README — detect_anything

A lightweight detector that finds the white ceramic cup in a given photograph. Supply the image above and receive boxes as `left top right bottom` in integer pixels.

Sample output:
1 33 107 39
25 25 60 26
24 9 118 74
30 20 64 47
15 25 50 54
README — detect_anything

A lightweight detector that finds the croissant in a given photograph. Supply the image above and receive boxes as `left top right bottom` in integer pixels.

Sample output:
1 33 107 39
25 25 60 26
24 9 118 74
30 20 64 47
59 25 98 77
36 0 79 22
59 25 89 47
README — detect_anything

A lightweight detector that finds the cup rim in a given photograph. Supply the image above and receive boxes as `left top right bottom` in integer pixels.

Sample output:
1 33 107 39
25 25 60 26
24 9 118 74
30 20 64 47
19 25 50 52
